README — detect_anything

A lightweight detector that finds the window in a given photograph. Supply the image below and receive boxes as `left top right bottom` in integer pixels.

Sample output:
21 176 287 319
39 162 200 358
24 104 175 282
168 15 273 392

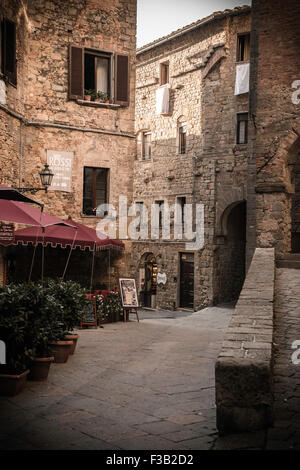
142 131 151 160
156 200 164 229
84 51 111 98
1 18 17 86
69 45 129 105
178 122 187 154
83 167 109 216
160 62 169 85
177 197 186 225
237 34 250 62
236 113 248 144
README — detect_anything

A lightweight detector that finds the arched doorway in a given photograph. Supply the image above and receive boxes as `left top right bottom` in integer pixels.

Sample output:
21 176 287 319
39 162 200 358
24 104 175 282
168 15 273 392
139 253 157 308
215 200 247 304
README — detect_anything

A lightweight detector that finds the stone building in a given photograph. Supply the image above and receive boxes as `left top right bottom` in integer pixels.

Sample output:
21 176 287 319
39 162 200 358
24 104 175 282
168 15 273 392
132 6 251 311
247 0 300 261
0 0 136 288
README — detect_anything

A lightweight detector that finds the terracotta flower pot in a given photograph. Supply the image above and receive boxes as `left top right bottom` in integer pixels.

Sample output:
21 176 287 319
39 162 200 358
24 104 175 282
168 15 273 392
50 341 73 363
29 357 54 381
64 334 79 355
0 369 29 396
84 95 91 101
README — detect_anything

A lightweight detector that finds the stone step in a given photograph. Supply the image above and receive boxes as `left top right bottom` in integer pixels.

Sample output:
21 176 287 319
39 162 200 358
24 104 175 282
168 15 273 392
281 253 300 260
277 259 300 269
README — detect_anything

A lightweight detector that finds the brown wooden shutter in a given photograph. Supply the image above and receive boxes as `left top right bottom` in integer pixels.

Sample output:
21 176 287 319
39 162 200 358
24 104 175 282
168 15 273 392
3 19 17 87
115 54 129 106
68 45 84 100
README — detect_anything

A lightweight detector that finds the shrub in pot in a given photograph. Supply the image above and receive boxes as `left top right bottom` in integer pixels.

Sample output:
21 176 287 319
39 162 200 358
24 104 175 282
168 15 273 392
0 284 34 395
44 279 89 355
27 285 62 380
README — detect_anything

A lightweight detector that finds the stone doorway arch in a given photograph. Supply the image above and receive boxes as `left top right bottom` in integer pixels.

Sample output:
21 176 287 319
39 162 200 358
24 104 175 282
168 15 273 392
214 200 247 304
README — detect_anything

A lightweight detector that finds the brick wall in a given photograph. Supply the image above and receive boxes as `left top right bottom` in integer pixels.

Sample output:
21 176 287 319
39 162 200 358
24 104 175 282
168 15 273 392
249 0 300 257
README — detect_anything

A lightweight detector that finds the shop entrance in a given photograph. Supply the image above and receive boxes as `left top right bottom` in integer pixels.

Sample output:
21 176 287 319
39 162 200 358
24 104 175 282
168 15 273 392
179 252 194 309
139 253 157 308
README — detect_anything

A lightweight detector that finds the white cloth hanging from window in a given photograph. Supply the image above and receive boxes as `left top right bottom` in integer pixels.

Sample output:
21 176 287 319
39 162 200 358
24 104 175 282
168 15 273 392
234 63 250 95
156 84 170 115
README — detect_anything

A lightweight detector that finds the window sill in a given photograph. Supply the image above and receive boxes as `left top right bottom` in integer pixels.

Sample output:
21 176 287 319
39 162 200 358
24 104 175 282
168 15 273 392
77 99 121 109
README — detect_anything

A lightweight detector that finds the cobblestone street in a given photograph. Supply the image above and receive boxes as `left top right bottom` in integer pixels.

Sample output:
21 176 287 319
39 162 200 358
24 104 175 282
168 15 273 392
0 306 232 450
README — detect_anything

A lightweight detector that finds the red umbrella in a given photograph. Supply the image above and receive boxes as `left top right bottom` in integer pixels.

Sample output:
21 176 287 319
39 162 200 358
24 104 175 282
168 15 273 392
0 184 42 206
12 218 124 251
0 199 75 228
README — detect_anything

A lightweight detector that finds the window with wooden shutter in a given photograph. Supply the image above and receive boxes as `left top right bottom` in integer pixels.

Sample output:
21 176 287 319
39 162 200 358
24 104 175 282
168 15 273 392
69 45 84 100
2 18 17 87
115 54 129 106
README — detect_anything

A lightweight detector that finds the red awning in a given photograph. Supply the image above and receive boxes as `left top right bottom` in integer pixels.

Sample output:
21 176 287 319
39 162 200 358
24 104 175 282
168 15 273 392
12 217 125 251
0 199 75 228
0 184 43 206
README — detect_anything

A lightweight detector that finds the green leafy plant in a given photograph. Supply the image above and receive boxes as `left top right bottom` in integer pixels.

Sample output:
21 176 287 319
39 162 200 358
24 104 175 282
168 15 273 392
84 89 94 97
44 279 89 335
0 283 35 373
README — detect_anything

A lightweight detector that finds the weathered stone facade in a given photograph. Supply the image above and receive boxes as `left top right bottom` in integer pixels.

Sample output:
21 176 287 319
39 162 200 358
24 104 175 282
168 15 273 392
248 0 300 260
132 7 251 310
0 0 137 288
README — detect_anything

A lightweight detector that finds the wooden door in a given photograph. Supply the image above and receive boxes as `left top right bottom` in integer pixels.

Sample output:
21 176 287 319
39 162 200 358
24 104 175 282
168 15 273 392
180 253 194 309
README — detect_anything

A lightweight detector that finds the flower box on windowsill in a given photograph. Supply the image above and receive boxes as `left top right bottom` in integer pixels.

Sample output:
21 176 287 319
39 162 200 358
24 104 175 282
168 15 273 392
77 99 121 109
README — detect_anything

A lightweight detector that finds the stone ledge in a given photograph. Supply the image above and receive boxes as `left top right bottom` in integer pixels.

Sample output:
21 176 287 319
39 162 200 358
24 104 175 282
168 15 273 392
215 247 275 435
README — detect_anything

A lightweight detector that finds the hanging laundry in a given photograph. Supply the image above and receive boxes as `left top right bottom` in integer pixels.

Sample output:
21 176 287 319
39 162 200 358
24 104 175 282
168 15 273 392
234 62 250 95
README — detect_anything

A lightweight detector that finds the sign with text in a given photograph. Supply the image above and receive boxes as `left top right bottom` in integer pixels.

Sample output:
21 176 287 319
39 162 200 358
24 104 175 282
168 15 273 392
47 150 73 192
0 223 14 244
119 278 139 308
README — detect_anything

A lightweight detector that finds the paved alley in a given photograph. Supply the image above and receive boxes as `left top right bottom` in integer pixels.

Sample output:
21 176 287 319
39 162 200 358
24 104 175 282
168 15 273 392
0 306 232 450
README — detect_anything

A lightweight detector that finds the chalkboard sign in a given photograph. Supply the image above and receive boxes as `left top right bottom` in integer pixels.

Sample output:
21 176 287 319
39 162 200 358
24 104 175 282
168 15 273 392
80 298 97 328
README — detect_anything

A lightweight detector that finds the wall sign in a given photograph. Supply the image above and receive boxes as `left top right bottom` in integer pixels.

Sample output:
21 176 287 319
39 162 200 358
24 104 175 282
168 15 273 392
47 150 73 192
157 272 167 285
0 223 14 244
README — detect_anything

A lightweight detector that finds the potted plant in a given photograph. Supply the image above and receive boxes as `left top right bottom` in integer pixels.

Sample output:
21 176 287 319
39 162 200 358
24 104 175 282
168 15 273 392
94 90 107 102
103 92 110 104
27 285 57 381
45 279 89 355
0 284 33 395
84 89 94 101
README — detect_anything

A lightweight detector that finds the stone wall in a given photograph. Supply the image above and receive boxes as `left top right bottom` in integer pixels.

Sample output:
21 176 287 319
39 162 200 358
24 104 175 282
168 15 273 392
248 0 300 258
0 0 137 285
215 247 275 434
133 7 250 310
